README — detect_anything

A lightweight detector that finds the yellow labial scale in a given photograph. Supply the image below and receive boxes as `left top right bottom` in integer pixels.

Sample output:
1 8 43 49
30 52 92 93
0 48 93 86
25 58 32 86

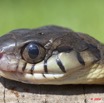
47 55 62 73
34 61 44 73
44 74 64 79
43 74 55 79
59 51 81 72
17 59 26 72
80 51 96 66
24 73 64 80
26 74 45 80
25 63 32 73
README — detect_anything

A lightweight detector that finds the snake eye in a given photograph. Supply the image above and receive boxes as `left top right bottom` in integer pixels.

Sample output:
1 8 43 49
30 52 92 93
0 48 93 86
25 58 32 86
22 42 46 63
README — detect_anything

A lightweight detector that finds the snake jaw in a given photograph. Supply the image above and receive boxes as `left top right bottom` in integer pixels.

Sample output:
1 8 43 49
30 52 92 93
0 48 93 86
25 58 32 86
0 51 79 84
0 50 98 84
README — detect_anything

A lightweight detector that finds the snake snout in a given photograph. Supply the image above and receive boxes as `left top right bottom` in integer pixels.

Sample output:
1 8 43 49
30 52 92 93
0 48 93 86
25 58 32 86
0 53 18 72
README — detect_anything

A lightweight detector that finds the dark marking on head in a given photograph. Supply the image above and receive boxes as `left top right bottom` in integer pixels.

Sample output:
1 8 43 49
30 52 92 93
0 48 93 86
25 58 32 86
22 63 27 71
31 64 35 74
56 55 66 73
57 47 73 53
38 32 44 35
88 44 101 61
16 64 18 71
42 74 46 78
77 52 85 65
44 60 48 73
53 76 57 79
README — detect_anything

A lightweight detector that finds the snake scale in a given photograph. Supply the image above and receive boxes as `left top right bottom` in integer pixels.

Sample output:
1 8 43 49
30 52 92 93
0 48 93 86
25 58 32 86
0 25 104 84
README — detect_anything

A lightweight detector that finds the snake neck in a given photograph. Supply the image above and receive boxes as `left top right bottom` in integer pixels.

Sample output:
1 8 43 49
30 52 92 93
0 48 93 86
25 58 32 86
82 63 104 84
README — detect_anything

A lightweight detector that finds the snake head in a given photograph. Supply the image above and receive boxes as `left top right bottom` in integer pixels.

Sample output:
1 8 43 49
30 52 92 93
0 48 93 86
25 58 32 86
0 26 102 84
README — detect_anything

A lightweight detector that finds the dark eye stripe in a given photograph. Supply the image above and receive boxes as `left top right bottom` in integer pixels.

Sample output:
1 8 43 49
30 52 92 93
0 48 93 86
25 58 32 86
56 55 66 73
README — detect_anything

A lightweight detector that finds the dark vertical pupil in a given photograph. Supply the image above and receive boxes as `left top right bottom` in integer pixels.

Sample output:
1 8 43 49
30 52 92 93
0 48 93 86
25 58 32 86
27 43 39 59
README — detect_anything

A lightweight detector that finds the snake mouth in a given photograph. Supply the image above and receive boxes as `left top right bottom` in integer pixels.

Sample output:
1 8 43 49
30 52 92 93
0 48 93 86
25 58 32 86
0 51 82 84
0 70 66 84
0 50 99 84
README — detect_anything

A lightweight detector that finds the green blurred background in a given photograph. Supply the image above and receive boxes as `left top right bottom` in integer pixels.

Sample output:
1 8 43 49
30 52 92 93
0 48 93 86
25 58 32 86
0 0 104 42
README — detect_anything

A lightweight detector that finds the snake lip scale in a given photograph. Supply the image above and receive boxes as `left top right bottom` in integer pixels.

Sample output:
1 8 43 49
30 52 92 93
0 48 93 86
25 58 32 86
0 25 103 84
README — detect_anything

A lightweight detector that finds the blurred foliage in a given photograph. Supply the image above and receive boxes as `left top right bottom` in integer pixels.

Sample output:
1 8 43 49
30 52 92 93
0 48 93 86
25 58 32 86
0 0 104 42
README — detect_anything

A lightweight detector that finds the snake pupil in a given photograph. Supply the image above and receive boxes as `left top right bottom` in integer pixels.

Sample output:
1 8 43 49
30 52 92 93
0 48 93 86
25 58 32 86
27 43 39 59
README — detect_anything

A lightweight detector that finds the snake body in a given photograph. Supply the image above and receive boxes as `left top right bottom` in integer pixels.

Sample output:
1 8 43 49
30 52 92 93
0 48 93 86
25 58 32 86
0 25 104 84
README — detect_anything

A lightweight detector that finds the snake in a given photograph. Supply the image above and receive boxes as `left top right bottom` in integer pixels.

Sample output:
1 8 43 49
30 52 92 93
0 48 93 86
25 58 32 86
0 25 104 85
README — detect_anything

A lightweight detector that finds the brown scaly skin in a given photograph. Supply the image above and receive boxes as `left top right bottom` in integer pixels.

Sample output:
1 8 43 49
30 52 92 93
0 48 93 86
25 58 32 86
0 25 103 84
